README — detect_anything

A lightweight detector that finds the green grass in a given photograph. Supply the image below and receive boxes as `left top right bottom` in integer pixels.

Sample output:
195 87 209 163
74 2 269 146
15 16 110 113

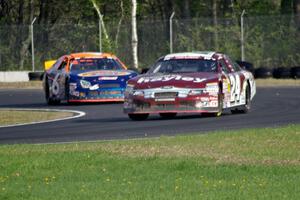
0 125 300 199
0 79 300 89
256 78 300 87
0 81 42 89
0 110 74 126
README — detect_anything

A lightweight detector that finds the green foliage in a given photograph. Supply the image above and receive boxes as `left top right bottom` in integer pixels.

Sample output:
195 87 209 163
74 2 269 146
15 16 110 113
0 0 299 70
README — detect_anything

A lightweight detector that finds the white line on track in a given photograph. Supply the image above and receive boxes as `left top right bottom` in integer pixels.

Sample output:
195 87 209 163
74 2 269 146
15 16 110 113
0 108 86 128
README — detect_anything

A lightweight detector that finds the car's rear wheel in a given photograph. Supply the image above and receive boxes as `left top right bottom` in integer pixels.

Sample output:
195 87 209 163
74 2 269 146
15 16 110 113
128 113 149 121
231 84 251 114
159 112 177 119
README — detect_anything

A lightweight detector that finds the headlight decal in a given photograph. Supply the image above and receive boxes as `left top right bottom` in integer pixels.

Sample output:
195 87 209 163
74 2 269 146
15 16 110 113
80 79 91 89
205 83 219 93
133 90 144 96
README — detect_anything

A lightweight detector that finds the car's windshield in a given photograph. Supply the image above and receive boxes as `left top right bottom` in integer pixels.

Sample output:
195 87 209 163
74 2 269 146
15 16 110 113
148 59 217 74
70 58 123 71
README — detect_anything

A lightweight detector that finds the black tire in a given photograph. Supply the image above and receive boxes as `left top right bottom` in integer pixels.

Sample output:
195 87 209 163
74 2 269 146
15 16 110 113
65 79 70 103
128 113 149 121
254 67 272 79
291 66 300 79
159 113 177 119
231 84 251 114
272 67 291 79
45 79 60 105
29 71 44 81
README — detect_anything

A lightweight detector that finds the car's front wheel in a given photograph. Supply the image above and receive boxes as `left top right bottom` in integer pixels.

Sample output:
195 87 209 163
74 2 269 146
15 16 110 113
45 79 60 105
128 113 149 121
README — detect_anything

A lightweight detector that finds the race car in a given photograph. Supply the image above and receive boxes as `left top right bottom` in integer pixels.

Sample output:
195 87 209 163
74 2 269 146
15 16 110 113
43 52 138 104
124 51 256 120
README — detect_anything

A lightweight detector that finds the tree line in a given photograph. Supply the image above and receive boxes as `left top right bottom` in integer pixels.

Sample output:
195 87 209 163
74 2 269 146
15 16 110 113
0 0 299 70
1 0 300 24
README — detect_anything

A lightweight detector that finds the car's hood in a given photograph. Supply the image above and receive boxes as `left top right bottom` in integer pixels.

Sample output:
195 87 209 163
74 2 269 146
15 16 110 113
129 72 220 89
70 70 135 78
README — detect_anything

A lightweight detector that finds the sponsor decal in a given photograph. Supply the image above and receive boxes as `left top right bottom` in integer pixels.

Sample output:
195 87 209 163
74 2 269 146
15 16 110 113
79 70 130 77
209 96 218 101
200 97 209 101
137 75 206 84
79 92 85 97
70 90 79 97
69 83 77 91
98 76 118 80
205 83 219 94
89 84 99 90
209 101 218 107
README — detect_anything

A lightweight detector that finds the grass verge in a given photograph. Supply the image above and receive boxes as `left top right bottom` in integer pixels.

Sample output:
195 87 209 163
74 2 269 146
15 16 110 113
0 110 74 126
255 78 300 87
0 125 300 199
1 79 300 89
0 81 42 89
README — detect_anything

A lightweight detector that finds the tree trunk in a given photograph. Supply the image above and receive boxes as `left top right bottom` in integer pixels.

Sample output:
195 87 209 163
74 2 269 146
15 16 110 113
294 0 300 28
212 0 218 51
19 0 34 70
115 0 124 47
91 0 109 39
281 0 293 14
183 0 191 19
131 0 138 69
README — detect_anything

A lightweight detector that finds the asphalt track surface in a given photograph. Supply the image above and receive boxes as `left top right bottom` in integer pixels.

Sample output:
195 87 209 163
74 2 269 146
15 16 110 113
0 87 300 144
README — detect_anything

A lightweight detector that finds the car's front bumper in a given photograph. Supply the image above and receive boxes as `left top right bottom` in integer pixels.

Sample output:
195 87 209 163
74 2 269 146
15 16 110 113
124 94 220 114
69 88 125 102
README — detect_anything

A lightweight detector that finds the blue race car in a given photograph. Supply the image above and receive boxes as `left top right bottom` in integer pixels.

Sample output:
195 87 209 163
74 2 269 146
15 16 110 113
43 52 138 104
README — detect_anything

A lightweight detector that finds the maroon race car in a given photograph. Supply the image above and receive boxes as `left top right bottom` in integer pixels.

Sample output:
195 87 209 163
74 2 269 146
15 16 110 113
124 51 256 120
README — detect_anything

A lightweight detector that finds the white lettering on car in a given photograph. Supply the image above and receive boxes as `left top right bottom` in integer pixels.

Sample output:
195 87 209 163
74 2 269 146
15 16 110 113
137 75 206 84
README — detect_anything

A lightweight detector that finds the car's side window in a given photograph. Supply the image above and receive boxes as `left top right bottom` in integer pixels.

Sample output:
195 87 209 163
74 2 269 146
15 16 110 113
233 62 242 72
50 56 64 72
58 60 67 71
227 57 241 72
219 59 230 74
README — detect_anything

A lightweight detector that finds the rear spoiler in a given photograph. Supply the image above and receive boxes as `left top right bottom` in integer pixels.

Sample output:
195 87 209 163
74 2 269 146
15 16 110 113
44 60 56 70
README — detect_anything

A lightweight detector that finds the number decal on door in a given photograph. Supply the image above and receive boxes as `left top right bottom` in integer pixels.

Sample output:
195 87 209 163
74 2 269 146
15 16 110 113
228 73 241 103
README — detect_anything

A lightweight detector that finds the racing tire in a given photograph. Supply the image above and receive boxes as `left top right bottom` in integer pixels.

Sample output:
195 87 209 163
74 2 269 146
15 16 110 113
291 66 300 79
231 84 251 114
45 79 60 105
272 67 291 79
128 113 149 121
254 67 272 79
159 113 177 119
29 71 44 81
65 79 70 104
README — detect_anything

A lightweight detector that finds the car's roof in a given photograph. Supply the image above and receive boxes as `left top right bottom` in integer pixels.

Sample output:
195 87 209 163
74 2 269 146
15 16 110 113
69 52 117 59
163 51 218 60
